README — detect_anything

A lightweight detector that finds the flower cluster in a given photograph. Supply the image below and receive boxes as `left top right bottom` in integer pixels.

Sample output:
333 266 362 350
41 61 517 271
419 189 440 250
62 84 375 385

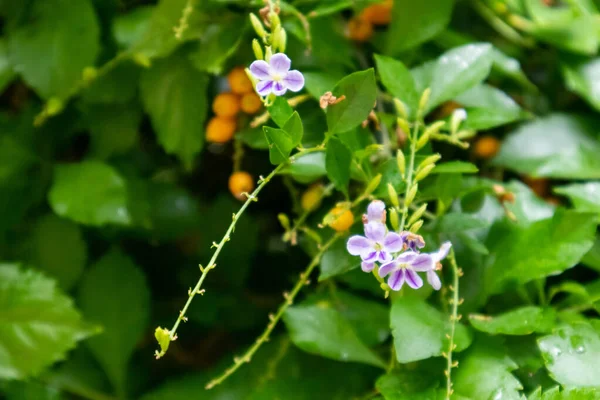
347 200 450 291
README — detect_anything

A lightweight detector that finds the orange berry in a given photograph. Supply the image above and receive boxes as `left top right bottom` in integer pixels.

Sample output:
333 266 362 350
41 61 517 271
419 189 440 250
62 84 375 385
360 0 393 26
240 92 263 114
347 17 373 42
229 171 254 201
473 135 501 159
212 92 240 118
301 184 324 212
228 67 253 94
206 117 237 143
328 206 354 232
523 176 549 198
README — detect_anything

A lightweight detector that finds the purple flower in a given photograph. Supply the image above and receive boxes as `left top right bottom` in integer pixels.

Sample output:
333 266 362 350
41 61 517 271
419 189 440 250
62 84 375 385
249 53 304 96
363 200 386 224
426 241 452 291
400 231 425 252
378 252 433 291
347 222 403 273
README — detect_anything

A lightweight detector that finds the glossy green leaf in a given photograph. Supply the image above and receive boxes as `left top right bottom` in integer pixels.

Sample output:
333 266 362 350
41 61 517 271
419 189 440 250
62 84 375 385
264 126 295 165
390 297 472 363
384 0 454 55
319 238 361 280
81 61 141 105
582 236 600 272
0 39 15 93
436 212 489 233
29 214 87 291
280 151 326 183
238 127 269 149
554 182 600 214
494 114 600 179
453 336 522 399
7 0 100 98
326 69 377 134
140 51 209 169
268 96 294 128
283 304 386 368
0 263 98 380
48 161 131 227
538 322 600 387
283 111 304 146
469 307 556 335
375 370 441 399
303 71 344 99
79 249 150 396
84 104 141 160
529 386 600 400
562 56 600 111
374 54 418 117
112 5 154 49
484 210 597 294
431 161 478 174
326 137 352 196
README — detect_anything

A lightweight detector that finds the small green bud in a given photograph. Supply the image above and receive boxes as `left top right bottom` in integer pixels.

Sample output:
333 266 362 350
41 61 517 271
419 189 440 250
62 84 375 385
393 98 408 119
418 121 445 150
415 164 436 182
387 183 399 208
269 12 281 31
82 66 98 83
409 219 424 233
364 173 382 196
132 53 151 68
407 203 427 227
252 39 264 60
396 149 406 178
418 153 441 170
405 184 418 207
418 88 431 116
389 208 400 231
271 25 282 51
278 213 291 231
456 129 476 140
265 46 273 62
250 13 266 38
46 98 64 116
396 118 410 137
277 27 287 52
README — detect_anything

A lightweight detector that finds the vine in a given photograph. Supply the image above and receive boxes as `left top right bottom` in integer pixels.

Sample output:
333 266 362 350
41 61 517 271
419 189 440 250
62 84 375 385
443 249 463 400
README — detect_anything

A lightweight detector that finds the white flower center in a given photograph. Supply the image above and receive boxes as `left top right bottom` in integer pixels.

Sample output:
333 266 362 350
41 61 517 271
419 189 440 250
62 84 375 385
272 73 283 82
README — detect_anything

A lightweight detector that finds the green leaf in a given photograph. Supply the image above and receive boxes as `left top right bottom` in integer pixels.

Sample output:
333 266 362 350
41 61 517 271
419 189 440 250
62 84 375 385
112 5 154 49
384 0 454 55
431 161 478 174
3 380 62 400
7 0 100 99
81 61 141 105
303 71 345 99
326 137 352 196
582 235 600 272
238 127 269 150
0 39 15 93
454 336 522 399
29 214 87 291
538 322 600 387
48 161 131 227
84 104 141 160
0 263 98 380
415 43 494 112
264 127 295 165
484 210 597 294
280 152 326 183
326 69 377 134
454 84 529 130
530 386 600 400
79 249 150 396
319 239 361 280
436 212 489 233
390 297 472 363
494 114 600 179
562 56 600 112
267 96 294 128
374 54 418 117
283 111 304 146
376 370 441 399
469 307 556 335
283 304 386 368
554 182 600 214
140 51 209 169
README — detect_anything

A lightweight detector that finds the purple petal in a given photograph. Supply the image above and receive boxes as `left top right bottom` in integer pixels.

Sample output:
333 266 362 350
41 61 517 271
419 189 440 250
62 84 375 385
427 269 441 290
383 232 403 253
396 251 418 264
283 70 304 92
378 261 396 277
269 53 291 74
377 251 392 263
361 262 374 272
347 235 371 256
256 80 274 96
272 81 287 96
433 241 452 262
405 269 423 289
249 60 271 80
362 251 377 262
367 200 386 223
364 222 386 242
410 254 435 272
388 270 405 291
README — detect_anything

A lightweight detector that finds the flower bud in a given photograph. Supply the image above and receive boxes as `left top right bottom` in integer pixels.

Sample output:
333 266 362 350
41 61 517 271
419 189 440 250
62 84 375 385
265 46 273 62
393 98 408 119
363 173 382 196
389 208 400 231
276 27 287 52
46 97 64 116
154 327 171 359
271 25 282 51
278 213 291 231
387 183 399 208
415 163 435 182
409 219 423 233
252 39 264 60
407 203 427 227
82 66 97 83
418 153 441 170
132 52 151 68
396 118 410 138
250 13 266 38
450 108 467 135
456 129 476 140
418 88 431 117
396 149 406 178
417 121 445 150
405 183 418 206
269 11 281 31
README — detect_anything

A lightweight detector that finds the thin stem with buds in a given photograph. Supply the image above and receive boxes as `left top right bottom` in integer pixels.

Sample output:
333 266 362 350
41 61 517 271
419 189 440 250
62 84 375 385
444 249 463 400
398 121 420 232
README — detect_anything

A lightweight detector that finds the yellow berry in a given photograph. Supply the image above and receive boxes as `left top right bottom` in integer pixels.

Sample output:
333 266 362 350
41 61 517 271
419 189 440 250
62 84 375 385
347 17 373 42
301 184 323 212
360 0 393 26
240 92 263 114
473 135 501 159
229 171 254 201
329 206 354 232
206 117 237 143
212 92 241 118
228 67 254 94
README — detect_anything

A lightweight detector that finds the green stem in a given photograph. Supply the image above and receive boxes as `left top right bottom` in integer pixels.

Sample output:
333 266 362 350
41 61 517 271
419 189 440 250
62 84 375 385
398 122 419 232
174 0 195 40
205 232 344 389
445 249 461 400
470 0 535 48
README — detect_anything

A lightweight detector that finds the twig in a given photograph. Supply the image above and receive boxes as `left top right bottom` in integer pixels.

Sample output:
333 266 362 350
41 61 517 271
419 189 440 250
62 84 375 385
174 0 195 40
444 249 462 400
